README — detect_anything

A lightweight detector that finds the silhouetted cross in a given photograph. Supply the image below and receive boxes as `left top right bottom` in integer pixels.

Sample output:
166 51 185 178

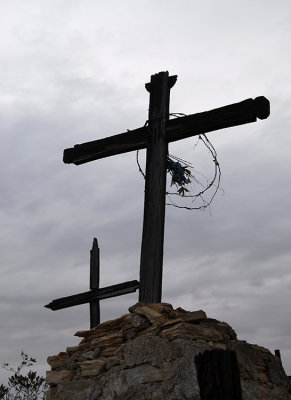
63 71 270 304
45 238 139 328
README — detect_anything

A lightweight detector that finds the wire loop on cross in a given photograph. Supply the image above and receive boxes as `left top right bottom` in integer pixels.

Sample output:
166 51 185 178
136 114 222 211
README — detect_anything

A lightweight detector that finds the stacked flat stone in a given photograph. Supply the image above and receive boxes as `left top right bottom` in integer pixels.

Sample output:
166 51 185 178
46 303 291 400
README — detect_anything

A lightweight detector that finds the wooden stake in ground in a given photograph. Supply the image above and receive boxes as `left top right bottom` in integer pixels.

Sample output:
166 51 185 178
195 349 243 400
63 71 270 304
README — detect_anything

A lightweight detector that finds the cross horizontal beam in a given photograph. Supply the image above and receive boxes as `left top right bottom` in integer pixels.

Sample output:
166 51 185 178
63 96 270 166
44 279 139 311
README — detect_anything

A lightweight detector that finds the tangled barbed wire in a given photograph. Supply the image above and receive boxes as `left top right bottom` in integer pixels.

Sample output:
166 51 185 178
136 113 223 211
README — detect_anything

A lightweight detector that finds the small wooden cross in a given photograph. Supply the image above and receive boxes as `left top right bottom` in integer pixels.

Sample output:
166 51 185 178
63 71 270 304
45 238 139 328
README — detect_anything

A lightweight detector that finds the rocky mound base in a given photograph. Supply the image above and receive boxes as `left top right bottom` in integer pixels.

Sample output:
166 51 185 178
46 303 291 399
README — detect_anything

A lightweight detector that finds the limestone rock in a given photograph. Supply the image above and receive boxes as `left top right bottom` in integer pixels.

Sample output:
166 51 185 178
131 304 165 323
160 319 236 342
46 370 75 385
47 352 67 370
100 344 123 357
129 313 150 330
46 303 291 400
46 380 94 400
78 348 101 361
90 330 123 347
105 356 120 370
122 334 182 368
182 309 207 322
124 364 164 385
77 359 106 377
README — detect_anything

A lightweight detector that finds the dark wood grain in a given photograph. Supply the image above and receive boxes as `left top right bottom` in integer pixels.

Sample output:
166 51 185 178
138 71 174 303
63 126 147 165
166 97 270 143
195 350 242 400
45 280 139 311
89 238 100 328
63 97 270 166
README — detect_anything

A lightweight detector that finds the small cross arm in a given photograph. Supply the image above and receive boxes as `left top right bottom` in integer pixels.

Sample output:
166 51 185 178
45 280 139 311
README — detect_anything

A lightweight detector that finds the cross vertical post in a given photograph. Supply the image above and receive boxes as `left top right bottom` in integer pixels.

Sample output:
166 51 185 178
89 238 100 328
139 71 177 303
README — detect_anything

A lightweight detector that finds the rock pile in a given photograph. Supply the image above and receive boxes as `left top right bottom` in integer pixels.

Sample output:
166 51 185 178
46 303 291 400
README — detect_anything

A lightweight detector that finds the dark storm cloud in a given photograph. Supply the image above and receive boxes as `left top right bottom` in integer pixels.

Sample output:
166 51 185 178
1 0 291 383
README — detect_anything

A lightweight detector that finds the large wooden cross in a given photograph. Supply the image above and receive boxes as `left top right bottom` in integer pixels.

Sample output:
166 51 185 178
63 71 270 304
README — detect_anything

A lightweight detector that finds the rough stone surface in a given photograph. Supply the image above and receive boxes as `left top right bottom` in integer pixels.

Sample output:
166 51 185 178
46 303 291 400
46 370 75 385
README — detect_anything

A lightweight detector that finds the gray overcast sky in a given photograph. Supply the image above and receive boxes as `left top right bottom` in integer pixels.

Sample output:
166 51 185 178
1 0 291 382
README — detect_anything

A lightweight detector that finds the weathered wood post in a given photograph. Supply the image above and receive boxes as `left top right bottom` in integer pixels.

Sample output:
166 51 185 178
89 238 100 328
139 71 177 303
195 349 243 400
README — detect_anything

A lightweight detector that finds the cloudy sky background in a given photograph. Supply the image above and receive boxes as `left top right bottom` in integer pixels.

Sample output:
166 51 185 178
1 0 291 382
